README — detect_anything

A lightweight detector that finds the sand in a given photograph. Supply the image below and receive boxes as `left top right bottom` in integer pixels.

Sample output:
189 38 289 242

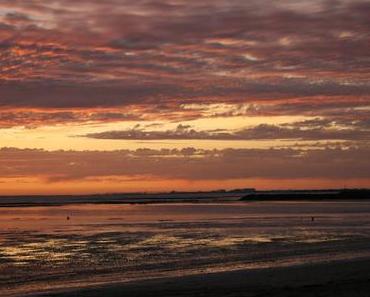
31 257 370 297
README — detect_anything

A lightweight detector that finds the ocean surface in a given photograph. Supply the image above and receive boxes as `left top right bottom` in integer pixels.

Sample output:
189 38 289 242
1 201 370 296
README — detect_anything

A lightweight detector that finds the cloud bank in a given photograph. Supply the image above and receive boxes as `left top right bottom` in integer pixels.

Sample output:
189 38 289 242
1 146 369 182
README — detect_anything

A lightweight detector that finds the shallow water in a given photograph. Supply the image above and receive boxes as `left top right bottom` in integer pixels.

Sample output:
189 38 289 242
1 201 370 296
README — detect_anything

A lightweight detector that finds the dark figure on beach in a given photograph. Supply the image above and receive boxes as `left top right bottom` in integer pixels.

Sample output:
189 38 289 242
311 216 314 222
67 216 70 220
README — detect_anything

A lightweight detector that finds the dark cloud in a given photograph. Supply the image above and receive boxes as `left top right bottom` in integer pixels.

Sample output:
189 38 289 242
84 120 370 141
0 77 368 109
0 110 143 128
0 0 368 112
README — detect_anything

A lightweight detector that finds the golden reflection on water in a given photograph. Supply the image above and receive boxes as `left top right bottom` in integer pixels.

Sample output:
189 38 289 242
0 238 92 266
0 229 352 268
124 234 274 251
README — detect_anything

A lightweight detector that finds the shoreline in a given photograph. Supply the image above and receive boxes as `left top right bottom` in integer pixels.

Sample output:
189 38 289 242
30 257 370 297
0 189 368 208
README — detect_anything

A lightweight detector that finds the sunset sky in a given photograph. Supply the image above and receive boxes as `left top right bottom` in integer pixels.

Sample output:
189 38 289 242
0 0 369 194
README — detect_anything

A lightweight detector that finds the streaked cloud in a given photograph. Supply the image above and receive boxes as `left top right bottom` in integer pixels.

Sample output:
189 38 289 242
0 0 368 111
84 118 370 141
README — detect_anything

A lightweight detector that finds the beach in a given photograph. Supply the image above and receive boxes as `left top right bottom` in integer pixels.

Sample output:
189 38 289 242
1 200 370 296
33 257 370 297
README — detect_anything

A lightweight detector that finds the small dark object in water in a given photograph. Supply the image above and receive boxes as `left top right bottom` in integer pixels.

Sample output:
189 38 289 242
311 216 314 222
67 216 70 220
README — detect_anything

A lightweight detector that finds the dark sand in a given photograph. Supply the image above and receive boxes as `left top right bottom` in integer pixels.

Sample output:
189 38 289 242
32 257 370 297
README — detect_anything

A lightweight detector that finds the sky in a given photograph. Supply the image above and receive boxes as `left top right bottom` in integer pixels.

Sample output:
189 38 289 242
0 0 369 194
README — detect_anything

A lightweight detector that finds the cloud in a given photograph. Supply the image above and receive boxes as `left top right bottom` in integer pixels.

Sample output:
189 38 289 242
0 0 368 113
1 145 369 182
0 0 368 192
0 109 145 128
83 120 370 141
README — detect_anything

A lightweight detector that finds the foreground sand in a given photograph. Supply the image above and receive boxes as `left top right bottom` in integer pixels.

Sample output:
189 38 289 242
32 257 370 297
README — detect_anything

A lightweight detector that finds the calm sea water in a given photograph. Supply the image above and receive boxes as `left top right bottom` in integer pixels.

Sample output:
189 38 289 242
1 201 370 296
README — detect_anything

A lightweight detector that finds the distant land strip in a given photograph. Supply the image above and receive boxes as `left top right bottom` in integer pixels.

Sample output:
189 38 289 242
241 189 370 201
0 189 254 207
0 189 369 207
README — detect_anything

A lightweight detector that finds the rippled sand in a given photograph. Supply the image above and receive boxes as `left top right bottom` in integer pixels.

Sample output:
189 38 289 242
1 201 370 296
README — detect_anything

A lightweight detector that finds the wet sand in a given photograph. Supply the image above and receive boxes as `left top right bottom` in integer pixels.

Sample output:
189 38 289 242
33 257 370 297
2 201 370 296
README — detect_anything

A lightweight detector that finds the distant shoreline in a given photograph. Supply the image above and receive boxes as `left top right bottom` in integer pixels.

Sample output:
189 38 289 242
0 188 369 207
241 189 370 201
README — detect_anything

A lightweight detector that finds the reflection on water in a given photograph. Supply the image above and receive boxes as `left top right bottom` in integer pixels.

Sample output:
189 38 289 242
1 201 370 296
